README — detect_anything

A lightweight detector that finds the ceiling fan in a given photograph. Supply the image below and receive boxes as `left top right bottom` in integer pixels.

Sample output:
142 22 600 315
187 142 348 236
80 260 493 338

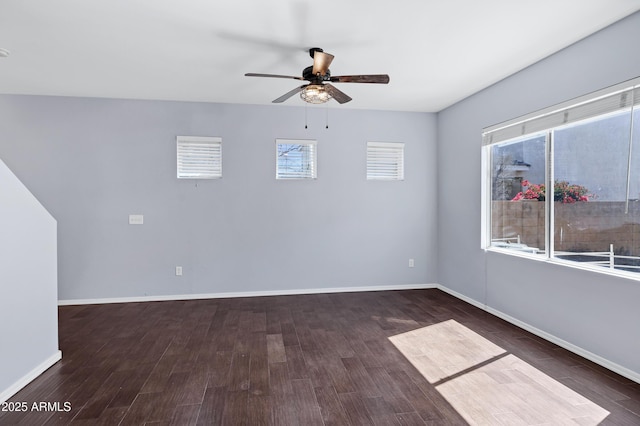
245 47 390 105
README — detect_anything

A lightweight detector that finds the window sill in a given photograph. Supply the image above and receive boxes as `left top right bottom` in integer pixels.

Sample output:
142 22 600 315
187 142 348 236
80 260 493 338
484 246 640 282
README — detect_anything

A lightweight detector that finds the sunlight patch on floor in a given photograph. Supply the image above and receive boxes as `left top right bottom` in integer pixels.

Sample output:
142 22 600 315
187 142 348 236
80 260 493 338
389 320 610 425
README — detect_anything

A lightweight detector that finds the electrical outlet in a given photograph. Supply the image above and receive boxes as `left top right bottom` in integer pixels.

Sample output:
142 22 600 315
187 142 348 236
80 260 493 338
409 258 415 268
129 214 144 225
175 266 183 276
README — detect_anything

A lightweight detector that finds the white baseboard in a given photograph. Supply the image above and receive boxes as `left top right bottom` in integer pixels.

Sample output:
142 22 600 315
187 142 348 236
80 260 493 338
58 283 438 306
0 350 62 404
436 285 640 385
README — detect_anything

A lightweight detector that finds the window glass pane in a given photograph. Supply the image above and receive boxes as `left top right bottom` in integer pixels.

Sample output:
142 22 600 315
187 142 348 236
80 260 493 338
553 109 640 272
490 135 546 254
276 141 316 179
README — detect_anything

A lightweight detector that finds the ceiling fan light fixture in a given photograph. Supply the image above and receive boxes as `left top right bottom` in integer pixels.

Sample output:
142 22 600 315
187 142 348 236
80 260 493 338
300 84 332 104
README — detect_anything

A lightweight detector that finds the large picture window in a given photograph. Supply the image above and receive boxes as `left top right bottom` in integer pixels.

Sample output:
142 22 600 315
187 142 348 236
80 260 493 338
483 77 640 276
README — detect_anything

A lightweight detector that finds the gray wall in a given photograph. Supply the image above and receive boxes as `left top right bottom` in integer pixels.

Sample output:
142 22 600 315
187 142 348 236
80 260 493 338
437 11 640 377
0 98 437 301
0 158 59 401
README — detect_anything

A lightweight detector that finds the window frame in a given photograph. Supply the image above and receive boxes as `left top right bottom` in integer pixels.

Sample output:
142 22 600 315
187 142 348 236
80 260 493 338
482 76 640 280
176 136 222 179
275 139 317 180
366 141 405 181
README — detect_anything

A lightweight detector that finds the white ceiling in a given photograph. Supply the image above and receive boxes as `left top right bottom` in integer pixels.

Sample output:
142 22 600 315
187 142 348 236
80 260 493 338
1 1 639 112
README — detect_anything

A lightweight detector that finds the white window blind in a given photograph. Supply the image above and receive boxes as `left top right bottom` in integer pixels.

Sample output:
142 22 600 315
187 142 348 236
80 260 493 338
177 136 222 179
367 142 405 180
483 77 640 146
276 139 317 179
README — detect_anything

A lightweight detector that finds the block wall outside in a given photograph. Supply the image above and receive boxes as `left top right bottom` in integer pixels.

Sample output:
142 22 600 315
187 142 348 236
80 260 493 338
492 200 640 256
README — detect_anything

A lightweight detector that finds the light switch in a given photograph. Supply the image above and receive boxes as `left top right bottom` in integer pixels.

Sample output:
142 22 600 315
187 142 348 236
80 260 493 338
129 214 144 225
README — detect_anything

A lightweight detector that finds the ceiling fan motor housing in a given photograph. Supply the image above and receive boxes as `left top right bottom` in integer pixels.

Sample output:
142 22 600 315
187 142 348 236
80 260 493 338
309 47 323 58
303 66 330 82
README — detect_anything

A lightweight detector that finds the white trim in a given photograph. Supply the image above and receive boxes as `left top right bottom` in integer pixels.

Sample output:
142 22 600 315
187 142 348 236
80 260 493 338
0 350 62 404
485 245 640 283
480 146 489 249
57 283 437 306
436 285 640 385
436 284 489 310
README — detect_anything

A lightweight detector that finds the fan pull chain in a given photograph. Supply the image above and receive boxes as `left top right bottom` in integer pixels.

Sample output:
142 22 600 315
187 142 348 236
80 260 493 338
325 104 329 129
305 104 308 129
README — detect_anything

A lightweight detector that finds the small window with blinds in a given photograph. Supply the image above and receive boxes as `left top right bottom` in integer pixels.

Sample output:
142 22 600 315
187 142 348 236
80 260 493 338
482 75 640 279
367 142 405 180
177 136 222 179
276 139 317 180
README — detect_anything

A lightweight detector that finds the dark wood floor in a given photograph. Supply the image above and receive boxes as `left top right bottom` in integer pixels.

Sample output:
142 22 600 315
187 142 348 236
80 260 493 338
1 289 639 425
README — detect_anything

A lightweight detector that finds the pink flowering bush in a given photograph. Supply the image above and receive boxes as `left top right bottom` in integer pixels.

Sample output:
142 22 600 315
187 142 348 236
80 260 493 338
512 180 592 203
511 180 546 201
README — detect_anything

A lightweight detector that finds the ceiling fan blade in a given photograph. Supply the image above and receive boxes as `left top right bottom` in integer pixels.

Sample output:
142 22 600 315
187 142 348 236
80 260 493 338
273 85 307 103
330 74 390 84
312 51 334 76
245 73 305 81
324 84 352 104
